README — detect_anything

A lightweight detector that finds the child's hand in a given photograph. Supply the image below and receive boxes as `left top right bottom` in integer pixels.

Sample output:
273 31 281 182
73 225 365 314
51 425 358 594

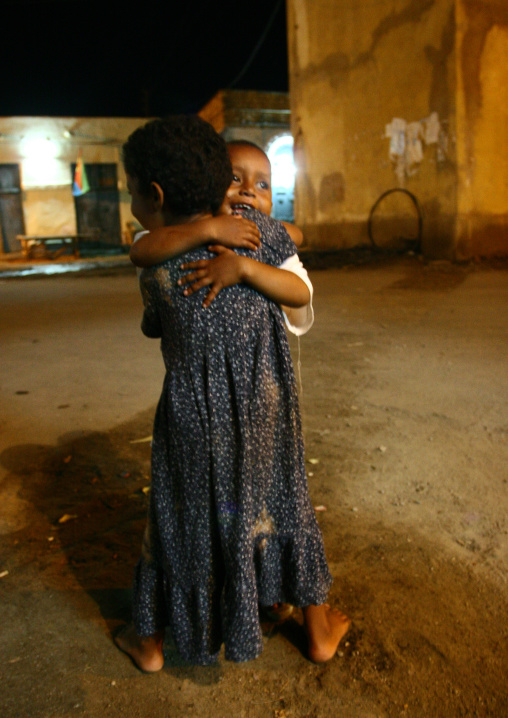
178 245 245 308
210 215 260 250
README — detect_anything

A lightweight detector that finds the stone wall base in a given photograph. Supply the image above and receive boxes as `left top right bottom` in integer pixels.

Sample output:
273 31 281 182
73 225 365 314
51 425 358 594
300 214 508 261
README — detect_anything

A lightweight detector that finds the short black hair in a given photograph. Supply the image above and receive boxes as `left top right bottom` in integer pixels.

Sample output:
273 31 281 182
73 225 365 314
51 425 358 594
123 116 232 215
227 139 269 160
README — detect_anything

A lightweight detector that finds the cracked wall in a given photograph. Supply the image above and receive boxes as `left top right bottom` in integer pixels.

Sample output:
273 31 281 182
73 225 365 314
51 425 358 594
287 0 508 259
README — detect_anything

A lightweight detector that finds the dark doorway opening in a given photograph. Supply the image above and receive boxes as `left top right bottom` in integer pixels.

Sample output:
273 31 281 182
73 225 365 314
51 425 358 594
0 164 25 253
71 163 121 250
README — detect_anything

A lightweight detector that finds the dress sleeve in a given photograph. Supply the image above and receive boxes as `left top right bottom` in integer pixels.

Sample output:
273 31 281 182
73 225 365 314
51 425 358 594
139 268 162 338
245 209 297 266
278 254 315 336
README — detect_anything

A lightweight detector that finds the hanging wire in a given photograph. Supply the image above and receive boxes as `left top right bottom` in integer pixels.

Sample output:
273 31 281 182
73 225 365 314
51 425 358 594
227 0 285 89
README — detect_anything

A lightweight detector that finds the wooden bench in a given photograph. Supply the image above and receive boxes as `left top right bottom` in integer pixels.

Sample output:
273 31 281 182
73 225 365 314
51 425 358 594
16 234 95 260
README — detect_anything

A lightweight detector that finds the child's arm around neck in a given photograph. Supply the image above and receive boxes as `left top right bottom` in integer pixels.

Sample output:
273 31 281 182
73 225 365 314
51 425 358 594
179 245 310 309
129 215 260 268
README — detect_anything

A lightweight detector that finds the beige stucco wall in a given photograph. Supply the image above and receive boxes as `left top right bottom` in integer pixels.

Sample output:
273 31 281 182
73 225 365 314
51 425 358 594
455 0 508 259
0 117 148 246
287 0 508 259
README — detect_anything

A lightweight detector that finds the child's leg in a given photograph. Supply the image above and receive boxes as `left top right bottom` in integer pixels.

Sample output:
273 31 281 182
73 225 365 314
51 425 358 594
114 623 164 673
303 604 351 663
261 602 294 622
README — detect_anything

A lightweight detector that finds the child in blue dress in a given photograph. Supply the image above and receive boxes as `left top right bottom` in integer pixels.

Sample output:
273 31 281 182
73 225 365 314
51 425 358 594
115 116 350 670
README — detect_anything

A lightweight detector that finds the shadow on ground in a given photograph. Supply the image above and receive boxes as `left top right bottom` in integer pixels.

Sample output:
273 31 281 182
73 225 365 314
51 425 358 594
2 406 508 716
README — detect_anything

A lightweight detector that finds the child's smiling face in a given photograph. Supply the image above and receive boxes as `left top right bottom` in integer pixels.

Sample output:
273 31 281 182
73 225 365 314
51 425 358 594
223 144 273 216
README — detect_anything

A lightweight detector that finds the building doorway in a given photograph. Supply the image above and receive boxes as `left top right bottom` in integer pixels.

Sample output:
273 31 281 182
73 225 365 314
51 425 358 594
71 163 121 246
267 134 295 223
0 164 25 253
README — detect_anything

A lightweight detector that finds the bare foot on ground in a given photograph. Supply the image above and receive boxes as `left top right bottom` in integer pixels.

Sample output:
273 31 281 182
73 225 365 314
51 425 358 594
303 603 351 663
114 624 165 673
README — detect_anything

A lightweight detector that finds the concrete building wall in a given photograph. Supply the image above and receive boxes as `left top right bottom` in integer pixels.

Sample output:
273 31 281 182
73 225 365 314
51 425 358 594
0 117 148 249
287 0 508 259
455 0 508 259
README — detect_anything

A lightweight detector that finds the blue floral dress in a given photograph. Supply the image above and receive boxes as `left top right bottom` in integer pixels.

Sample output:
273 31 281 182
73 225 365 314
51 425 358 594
132 210 332 664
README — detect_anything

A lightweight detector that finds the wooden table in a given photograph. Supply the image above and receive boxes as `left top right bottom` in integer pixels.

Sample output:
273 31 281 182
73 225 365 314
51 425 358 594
16 234 94 260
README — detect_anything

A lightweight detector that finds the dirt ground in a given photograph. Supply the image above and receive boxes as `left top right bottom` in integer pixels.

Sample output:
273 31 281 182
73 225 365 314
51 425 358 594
1 256 507 717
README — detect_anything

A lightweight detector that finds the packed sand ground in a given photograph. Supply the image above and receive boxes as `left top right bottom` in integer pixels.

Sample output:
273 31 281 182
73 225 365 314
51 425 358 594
1 256 507 717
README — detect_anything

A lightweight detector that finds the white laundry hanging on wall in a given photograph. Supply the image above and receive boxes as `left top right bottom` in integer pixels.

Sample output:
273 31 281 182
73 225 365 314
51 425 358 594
384 112 443 182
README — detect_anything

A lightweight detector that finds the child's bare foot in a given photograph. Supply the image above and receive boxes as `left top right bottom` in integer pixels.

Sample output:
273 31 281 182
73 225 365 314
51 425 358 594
303 603 351 663
114 623 164 673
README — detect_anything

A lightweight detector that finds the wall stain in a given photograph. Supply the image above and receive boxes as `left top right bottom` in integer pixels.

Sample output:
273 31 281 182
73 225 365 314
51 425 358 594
297 0 436 87
319 172 346 210
425 6 455 119
293 124 317 221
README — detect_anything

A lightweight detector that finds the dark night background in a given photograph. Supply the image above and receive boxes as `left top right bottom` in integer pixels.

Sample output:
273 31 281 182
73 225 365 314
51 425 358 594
4 0 289 117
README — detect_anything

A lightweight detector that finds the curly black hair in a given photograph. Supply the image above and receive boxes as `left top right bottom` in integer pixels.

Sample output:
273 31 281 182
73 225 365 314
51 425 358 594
122 116 232 216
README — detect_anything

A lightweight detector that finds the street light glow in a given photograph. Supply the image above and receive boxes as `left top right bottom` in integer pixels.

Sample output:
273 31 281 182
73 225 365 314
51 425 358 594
21 137 61 187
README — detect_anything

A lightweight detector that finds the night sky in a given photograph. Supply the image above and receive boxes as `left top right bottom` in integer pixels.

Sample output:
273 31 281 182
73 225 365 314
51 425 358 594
4 0 289 118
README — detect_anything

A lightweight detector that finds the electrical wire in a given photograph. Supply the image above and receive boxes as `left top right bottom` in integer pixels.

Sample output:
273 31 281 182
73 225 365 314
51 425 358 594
227 0 285 89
